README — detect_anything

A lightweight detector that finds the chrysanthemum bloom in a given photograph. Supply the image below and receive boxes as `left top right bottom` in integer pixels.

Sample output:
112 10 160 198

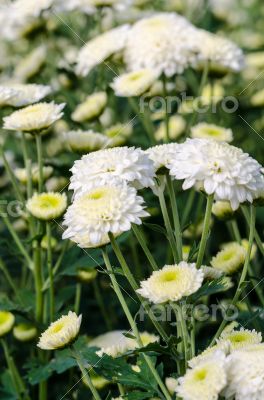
221 240 257 261
168 138 264 210
3 102 65 133
194 29 245 74
37 311 82 350
212 200 234 220
15 165 53 185
27 192 67 221
40 235 57 250
146 143 179 172
136 263 204 304
251 88 264 107
0 86 17 107
13 323 37 342
104 122 133 147
166 377 178 395
200 82 225 105
191 123 233 143
77 268 98 284
46 177 68 192
64 130 108 154
63 181 149 248
14 46 47 81
71 92 107 122
176 351 227 400
154 116 186 142
124 13 199 77
111 69 158 97
201 266 223 280
219 328 262 351
139 331 159 347
211 243 246 274
0 84 51 107
0 311 15 337
69 147 155 198
224 349 264 400
76 25 130 76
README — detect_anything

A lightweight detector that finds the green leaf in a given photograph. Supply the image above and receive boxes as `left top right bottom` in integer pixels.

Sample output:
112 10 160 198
189 277 230 303
125 391 155 400
143 223 167 236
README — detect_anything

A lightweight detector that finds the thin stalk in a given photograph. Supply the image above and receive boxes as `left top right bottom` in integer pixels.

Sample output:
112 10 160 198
166 175 182 260
21 132 33 198
132 225 159 271
171 303 189 373
210 205 256 345
42 240 69 291
92 279 112 330
2 215 33 269
0 147 24 203
157 186 179 263
0 258 22 303
128 98 155 145
46 223 54 321
102 250 171 400
74 283 82 315
162 74 170 143
36 135 44 192
230 219 241 243
71 346 102 400
242 206 264 257
33 241 43 323
182 189 196 226
196 194 214 268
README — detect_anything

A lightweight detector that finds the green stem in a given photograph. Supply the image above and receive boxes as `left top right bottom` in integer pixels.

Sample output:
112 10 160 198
196 194 214 268
162 74 170 143
72 346 102 400
230 219 241 243
242 206 264 257
92 279 112 330
0 258 22 303
21 132 33 198
182 189 196 226
46 223 54 321
102 250 171 400
210 205 256 345
171 303 189 373
42 240 69 291
0 147 24 203
166 175 182 260
36 135 44 192
2 215 33 269
74 283 82 315
128 98 155 145
157 186 179 263
33 241 43 323
132 225 159 271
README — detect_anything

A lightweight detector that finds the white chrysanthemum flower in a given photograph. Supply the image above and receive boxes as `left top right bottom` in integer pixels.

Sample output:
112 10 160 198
224 349 264 400
136 262 204 304
76 25 130 76
219 328 262 351
46 177 68 192
124 13 199 77
0 86 17 107
176 351 227 400
191 123 233 143
0 84 51 107
69 146 155 197
168 138 264 210
26 192 67 221
64 130 109 154
188 343 230 368
194 29 245 73
0 311 15 337
146 143 179 172
13 323 37 342
71 92 107 122
37 311 82 350
211 243 246 274
3 102 65 133
154 116 186 142
63 181 149 248
14 46 47 81
89 330 157 357
201 82 225 105
111 69 158 97
55 0 95 14
104 122 133 147
251 88 264 107
15 165 53 185
201 266 223 280
166 377 178 395
212 200 234 220
221 240 257 261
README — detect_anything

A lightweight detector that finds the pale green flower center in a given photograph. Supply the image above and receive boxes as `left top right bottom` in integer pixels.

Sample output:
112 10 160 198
50 321 65 334
160 270 179 282
194 368 208 381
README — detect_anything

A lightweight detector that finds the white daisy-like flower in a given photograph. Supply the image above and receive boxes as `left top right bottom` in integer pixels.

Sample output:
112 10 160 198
211 243 246 274
37 311 82 350
221 240 257 261
63 181 149 248
13 323 37 342
3 102 65 133
64 130 109 154
0 84 51 107
104 122 133 147
224 349 264 400
201 266 223 280
212 200 234 220
26 192 67 221
76 25 130 77
54 0 95 14
136 262 204 304
168 138 264 210
154 115 186 142
71 92 107 122
190 123 233 143
124 13 199 77
111 69 158 97
145 143 179 172
0 311 15 337
188 343 230 368
176 351 227 400
14 46 47 81
194 29 245 73
219 328 262 351
15 164 53 185
69 146 155 197
89 330 159 357
166 377 178 395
